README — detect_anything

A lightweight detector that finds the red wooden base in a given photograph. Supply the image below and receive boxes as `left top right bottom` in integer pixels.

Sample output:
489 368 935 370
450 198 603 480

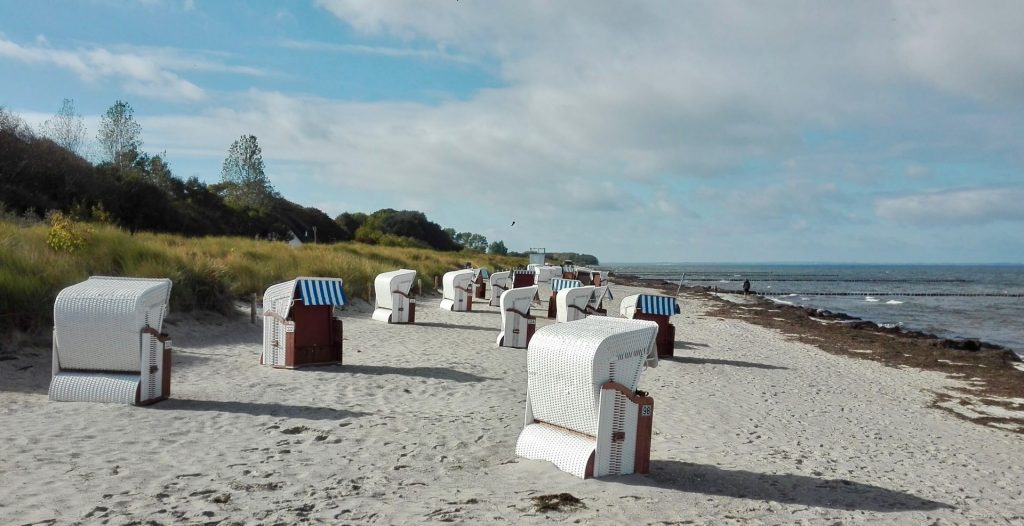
634 313 675 357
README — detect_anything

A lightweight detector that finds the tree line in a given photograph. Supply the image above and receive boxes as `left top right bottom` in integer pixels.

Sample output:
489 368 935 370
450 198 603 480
0 100 536 257
0 101 507 253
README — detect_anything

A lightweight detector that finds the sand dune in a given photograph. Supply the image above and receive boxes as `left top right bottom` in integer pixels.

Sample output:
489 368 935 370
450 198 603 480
1 283 1021 524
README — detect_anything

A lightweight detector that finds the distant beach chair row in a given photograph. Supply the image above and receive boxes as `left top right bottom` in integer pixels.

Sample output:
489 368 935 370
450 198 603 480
47 271 679 480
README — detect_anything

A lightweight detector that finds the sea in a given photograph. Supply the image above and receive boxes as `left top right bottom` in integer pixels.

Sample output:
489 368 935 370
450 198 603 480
601 263 1024 357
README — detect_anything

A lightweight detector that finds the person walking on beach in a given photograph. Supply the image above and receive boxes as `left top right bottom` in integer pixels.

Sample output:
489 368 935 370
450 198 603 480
742 279 751 295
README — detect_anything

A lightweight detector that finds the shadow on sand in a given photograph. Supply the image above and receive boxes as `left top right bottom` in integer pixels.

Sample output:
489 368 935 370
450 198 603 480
154 399 370 420
674 340 711 350
665 356 788 370
414 321 496 332
306 364 496 383
617 460 950 512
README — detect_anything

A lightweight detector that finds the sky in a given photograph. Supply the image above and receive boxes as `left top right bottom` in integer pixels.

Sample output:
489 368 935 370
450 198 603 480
1 0 1023 264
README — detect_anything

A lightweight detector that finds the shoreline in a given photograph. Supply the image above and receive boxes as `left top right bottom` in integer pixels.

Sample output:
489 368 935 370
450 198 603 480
612 273 1021 358
613 273 1024 434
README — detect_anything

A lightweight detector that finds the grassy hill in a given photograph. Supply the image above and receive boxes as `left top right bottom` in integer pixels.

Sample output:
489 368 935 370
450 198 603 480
0 219 524 335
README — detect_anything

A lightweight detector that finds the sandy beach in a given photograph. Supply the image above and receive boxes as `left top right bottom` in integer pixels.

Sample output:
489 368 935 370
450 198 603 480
2 282 1022 525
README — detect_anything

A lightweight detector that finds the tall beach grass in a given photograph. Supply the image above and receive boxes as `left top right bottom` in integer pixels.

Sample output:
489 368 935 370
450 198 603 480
0 220 524 335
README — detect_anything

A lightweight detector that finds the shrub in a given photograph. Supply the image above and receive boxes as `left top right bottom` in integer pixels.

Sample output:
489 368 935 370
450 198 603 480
46 211 93 253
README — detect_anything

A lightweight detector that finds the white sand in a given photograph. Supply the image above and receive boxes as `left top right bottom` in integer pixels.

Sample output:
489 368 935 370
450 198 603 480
1 283 1022 525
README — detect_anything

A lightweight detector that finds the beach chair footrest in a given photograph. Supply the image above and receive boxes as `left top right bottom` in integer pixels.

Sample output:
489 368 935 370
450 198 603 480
516 422 596 478
49 371 141 405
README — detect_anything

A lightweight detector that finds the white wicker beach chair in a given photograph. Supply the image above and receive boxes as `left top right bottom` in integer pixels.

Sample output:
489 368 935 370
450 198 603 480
515 317 659 478
472 268 490 299
439 269 476 311
371 269 417 324
49 276 173 405
575 268 600 286
619 294 680 358
263 277 347 368
489 271 511 307
556 286 596 323
534 265 561 283
547 278 582 319
497 285 539 348
587 285 613 315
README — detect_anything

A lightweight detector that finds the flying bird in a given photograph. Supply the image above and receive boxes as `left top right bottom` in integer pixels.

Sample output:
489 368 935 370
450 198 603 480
510 221 516 227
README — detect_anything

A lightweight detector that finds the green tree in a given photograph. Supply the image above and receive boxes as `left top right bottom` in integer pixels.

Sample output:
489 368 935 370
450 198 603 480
220 134 275 211
40 98 86 155
455 231 488 252
488 240 509 255
335 211 368 239
97 100 143 171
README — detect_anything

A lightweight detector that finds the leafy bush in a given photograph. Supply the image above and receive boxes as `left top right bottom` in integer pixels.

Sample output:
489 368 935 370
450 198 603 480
46 211 93 253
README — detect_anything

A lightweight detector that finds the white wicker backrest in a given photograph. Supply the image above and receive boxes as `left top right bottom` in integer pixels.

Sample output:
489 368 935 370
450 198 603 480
589 286 610 308
526 317 658 436
374 269 416 310
489 271 511 289
263 279 299 319
618 294 641 318
53 276 171 372
442 269 476 301
500 285 537 317
542 266 562 282
556 286 596 322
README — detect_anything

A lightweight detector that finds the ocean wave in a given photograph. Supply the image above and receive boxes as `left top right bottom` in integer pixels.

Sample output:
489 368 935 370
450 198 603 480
768 298 795 306
865 296 880 302
886 300 904 305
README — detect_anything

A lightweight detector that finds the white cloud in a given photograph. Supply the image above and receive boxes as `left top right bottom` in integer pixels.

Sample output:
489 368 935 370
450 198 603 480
0 37 268 103
279 39 475 64
875 187 1024 225
896 1 1024 104
0 36 204 102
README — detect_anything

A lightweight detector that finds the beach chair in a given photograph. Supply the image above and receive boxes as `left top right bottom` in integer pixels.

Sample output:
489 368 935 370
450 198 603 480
262 277 347 368
562 264 577 280
512 269 537 288
556 285 596 323
548 278 582 319
497 286 539 348
515 317 659 478
49 276 173 405
473 268 489 299
439 269 476 311
587 285 613 315
536 265 561 283
576 268 600 286
619 294 680 358
489 271 511 307
371 269 417 324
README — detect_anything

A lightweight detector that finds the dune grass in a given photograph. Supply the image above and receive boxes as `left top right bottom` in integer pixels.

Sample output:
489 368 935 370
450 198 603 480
0 220 525 335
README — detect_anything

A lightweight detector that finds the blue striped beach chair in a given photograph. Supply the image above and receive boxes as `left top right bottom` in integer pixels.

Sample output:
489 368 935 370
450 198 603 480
619 294 680 358
262 277 347 368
